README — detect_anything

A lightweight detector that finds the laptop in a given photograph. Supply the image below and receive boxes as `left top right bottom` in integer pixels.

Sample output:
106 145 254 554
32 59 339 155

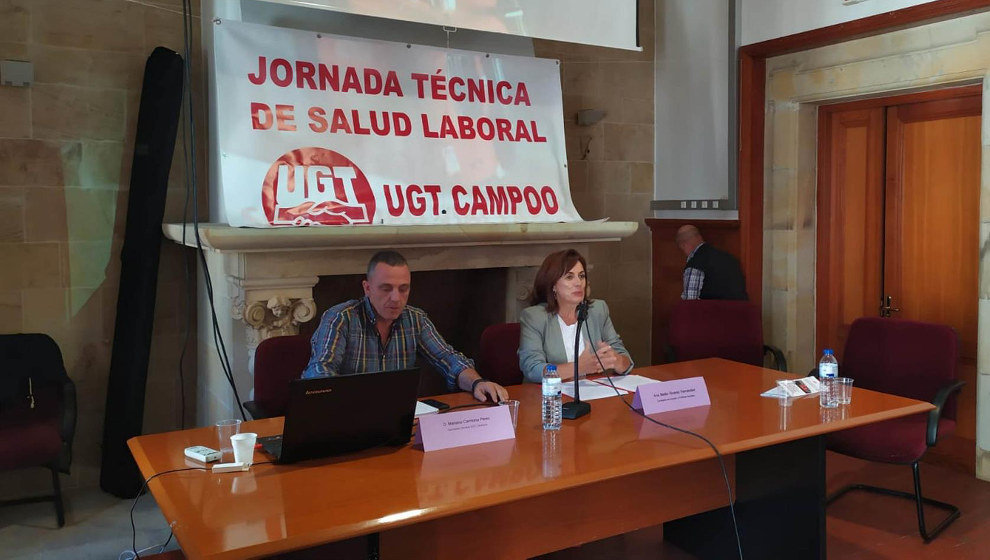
258 368 421 464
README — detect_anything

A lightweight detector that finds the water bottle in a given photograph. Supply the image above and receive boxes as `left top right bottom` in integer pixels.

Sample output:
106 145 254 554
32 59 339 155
542 364 562 430
819 349 839 408
818 349 838 378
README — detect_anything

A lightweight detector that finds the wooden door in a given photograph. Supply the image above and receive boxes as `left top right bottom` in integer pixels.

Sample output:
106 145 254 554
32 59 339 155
883 95 981 449
816 107 885 357
817 86 982 470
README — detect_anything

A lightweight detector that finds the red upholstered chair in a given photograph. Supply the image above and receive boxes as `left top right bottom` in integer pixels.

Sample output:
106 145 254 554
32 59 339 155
826 317 963 542
243 335 312 419
0 334 76 527
665 300 787 371
478 323 524 386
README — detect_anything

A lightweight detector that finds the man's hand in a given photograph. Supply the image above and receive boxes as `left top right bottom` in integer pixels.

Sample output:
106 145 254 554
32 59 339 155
458 368 509 402
473 380 509 403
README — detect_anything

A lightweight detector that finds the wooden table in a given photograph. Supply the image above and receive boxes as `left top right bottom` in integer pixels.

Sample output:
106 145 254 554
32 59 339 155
128 359 932 559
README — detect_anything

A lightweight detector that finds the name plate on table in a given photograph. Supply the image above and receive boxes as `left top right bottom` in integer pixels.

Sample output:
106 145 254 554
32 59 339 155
414 406 515 452
632 377 711 415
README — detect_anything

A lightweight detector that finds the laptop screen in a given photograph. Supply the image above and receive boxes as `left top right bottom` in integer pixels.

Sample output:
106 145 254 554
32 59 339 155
277 368 421 463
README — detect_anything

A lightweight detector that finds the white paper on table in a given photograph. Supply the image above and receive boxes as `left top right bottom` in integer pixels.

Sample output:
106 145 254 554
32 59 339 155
593 374 659 393
561 379 630 400
415 401 439 417
760 376 822 398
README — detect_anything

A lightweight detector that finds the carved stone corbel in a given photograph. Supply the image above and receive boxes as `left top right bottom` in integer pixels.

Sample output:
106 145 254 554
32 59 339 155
234 295 318 350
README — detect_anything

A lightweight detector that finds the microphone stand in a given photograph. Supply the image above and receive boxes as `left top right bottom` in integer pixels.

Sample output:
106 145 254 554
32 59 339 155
562 300 591 420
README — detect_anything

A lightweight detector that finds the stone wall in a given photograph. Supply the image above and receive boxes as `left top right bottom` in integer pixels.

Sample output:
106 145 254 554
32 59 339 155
532 0 655 366
0 0 202 497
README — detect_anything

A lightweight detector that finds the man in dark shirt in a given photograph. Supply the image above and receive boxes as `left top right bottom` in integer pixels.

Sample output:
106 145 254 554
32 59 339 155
676 225 748 300
302 250 508 403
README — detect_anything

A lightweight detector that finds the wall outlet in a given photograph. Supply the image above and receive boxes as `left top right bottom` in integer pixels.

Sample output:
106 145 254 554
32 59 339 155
0 60 33 87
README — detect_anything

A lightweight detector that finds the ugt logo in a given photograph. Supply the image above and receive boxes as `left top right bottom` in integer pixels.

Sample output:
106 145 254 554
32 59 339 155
262 147 376 226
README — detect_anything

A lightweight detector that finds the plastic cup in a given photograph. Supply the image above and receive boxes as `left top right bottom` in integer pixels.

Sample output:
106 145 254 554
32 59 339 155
500 400 520 430
819 378 839 409
216 419 242 457
836 377 854 405
230 432 257 465
775 380 793 407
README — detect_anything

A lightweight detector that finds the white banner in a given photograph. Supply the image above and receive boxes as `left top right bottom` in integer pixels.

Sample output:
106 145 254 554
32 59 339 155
212 19 581 227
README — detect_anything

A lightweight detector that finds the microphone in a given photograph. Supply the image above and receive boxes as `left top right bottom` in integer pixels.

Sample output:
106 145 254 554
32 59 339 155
562 300 592 420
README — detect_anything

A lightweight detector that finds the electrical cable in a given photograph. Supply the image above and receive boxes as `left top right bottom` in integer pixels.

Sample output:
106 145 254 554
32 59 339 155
180 0 246 421
128 461 275 558
128 467 207 559
159 530 174 553
582 315 744 560
177 108 192 430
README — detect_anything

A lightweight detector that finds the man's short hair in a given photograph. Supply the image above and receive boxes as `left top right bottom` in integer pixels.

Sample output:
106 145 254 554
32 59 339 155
367 250 408 277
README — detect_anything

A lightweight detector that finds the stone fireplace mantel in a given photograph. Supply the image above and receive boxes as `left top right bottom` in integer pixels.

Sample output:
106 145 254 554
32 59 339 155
163 221 638 252
163 221 638 424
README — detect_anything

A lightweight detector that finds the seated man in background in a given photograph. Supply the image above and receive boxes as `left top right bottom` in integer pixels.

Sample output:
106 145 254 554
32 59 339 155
676 224 748 300
302 250 508 403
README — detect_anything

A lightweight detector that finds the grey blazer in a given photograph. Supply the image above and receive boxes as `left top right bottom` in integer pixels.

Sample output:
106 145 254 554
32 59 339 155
518 300 634 383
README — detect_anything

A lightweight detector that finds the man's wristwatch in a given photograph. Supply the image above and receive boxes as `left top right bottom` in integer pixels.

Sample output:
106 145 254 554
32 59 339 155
471 378 487 393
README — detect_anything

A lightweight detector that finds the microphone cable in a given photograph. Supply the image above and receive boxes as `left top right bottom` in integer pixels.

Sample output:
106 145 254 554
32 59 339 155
180 0 246 421
583 317 743 560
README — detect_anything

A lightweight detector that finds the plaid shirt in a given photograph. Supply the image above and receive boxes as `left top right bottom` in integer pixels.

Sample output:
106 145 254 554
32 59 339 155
301 297 473 390
681 243 705 300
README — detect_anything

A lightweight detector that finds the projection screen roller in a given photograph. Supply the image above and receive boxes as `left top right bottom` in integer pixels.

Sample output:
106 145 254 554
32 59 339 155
256 0 641 51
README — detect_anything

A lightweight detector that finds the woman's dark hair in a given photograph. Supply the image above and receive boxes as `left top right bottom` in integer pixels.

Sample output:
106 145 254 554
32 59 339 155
529 249 588 313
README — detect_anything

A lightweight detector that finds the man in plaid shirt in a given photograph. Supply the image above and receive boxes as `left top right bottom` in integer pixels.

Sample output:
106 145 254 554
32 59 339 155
303 250 508 403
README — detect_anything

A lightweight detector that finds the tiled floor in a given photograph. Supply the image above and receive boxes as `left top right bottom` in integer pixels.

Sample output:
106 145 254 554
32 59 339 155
1 451 987 559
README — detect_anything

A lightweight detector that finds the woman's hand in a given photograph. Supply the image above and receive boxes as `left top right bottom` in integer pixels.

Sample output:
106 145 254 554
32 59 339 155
578 348 604 375
556 349 602 381
595 341 629 373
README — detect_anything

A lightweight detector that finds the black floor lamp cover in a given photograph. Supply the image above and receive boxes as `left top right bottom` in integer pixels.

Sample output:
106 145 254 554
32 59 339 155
100 47 184 498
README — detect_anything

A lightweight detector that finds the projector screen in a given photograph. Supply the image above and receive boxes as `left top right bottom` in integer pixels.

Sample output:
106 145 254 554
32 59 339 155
255 0 641 51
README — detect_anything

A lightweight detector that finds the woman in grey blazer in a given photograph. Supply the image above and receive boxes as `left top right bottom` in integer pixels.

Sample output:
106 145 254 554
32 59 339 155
518 249 633 383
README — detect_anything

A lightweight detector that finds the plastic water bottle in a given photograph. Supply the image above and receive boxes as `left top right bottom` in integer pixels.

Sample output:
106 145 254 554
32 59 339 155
818 349 838 378
542 364 562 430
819 349 839 408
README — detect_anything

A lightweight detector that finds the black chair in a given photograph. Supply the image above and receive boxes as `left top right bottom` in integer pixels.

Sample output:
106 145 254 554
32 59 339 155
0 334 76 527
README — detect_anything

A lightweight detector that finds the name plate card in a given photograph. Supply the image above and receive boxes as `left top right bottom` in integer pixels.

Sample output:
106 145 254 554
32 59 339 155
414 406 515 452
632 377 711 415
